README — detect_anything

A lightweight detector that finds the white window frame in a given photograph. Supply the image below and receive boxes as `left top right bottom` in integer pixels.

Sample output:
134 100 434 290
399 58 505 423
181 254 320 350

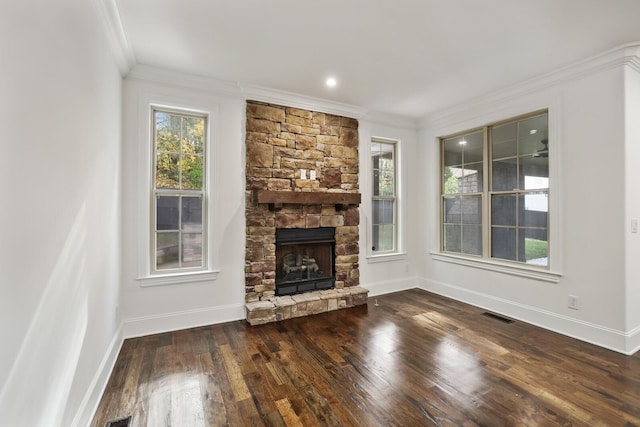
151 107 208 274
368 137 407 262
136 101 219 287
435 110 562 282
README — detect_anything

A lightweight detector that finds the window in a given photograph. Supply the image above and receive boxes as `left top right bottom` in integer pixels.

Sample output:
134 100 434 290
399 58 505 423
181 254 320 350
441 111 549 267
372 139 397 253
152 108 207 272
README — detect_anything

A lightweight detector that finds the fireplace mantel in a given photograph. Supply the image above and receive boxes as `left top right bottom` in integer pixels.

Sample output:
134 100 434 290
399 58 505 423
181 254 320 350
252 190 361 210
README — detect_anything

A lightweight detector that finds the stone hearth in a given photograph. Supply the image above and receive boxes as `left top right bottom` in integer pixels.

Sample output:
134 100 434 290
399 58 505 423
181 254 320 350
244 101 368 324
246 287 369 325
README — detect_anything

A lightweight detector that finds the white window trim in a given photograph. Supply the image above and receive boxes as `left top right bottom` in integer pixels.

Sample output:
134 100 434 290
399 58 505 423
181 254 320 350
134 95 220 287
367 136 405 261
430 251 561 282
367 252 408 263
433 100 563 278
137 269 219 287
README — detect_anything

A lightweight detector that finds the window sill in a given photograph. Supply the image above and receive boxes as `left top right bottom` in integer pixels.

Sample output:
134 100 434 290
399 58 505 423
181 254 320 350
366 252 408 264
430 252 561 283
137 269 220 287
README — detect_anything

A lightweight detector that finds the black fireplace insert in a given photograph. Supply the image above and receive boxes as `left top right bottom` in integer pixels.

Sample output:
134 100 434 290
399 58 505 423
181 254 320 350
275 227 335 296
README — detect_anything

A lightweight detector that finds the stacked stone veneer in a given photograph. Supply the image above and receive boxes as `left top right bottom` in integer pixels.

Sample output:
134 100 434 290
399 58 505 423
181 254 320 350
244 101 368 325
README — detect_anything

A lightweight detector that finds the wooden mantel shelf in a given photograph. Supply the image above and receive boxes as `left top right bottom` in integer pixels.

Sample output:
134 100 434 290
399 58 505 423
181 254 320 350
252 190 361 210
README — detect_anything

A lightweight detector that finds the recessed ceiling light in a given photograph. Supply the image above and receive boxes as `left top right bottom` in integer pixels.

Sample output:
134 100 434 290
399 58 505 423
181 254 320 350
326 77 337 88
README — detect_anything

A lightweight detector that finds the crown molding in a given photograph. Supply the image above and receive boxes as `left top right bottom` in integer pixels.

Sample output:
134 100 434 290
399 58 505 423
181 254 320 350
240 83 367 119
623 44 640 74
361 110 419 130
125 65 371 119
125 64 243 98
421 41 640 131
92 0 136 75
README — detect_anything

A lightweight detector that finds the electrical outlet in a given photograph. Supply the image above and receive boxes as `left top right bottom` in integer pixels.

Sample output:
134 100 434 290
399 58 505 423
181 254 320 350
568 295 579 310
300 169 307 180
310 170 316 180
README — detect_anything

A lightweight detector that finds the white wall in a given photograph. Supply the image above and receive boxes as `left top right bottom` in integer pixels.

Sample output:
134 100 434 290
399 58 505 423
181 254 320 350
418 45 640 354
0 1 123 425
120 69 247 337
624 51 640 352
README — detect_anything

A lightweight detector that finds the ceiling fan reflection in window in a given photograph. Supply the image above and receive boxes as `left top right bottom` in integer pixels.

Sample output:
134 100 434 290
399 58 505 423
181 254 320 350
532 139 548 158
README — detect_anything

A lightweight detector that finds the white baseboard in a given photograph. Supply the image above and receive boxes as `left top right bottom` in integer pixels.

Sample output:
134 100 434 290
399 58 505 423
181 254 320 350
71 324 124 427
365 276 418 297
626 324 640 355
418 278 636 355
123 303 246 339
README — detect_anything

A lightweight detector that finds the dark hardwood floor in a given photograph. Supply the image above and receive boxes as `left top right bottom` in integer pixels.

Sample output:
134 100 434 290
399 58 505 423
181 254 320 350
92 289 640 426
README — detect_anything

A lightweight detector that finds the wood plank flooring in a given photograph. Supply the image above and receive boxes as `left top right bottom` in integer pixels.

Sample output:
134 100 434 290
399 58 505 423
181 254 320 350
92 289 640 426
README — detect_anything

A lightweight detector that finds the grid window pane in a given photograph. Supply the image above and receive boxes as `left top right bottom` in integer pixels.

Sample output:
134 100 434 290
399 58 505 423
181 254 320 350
524 228 548 266
182 155 204 190
443 197 460 223
461 196 482 224
444 166 462 195
157 196 179 230
156 232 179 270
182 233 203 267
518 115 548 156
462 225 482 255
181 116 205 155
461 162 483 193
492 122 517 159
519 193 548 228
372 224 395 252
372 142 395 197
373 199 394 225
182 196 203 231
156 112 180 153
156 153 180 189
443 138 463 167
491 194 516 226
492 227 516 261
461 131 484 163
444 224 462 252
492 158 517 191
520 156 549 190
155 111 205 191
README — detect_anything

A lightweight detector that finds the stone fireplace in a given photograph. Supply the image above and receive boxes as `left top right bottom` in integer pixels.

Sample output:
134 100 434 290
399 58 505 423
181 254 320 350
244 101 369 325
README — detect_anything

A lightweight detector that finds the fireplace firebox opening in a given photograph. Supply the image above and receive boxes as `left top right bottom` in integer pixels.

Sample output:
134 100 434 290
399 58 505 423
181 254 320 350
275 227 335 296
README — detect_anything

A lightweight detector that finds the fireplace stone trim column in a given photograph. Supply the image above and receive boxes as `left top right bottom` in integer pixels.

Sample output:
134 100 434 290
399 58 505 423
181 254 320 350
244 101 368 324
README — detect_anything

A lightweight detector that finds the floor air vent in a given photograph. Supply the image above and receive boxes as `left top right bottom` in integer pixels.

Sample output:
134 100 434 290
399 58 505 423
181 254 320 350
105 416 131 427
482 312 514 324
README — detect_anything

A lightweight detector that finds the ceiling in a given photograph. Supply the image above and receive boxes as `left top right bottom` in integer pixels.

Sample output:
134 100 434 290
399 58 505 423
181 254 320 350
114 0 640 119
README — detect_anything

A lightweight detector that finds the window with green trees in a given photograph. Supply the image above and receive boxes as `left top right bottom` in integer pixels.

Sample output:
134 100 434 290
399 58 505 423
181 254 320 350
153 108 207 271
